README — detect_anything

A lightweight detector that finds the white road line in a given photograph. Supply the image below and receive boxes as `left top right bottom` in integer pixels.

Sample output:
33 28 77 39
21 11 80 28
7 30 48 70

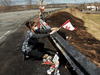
0 30 11 39
0 36 4 40
4 31 11 35
0 24 21 40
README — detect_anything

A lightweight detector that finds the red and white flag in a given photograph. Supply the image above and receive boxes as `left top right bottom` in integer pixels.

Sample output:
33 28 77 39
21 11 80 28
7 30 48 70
42 5 45 11
38 20 48 28
39 23 41 28
61 20 77 31
38 18 40 22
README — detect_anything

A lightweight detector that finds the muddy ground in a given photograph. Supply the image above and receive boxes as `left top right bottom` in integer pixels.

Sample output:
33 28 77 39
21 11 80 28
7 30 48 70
45 11 100 68
0 17 72 75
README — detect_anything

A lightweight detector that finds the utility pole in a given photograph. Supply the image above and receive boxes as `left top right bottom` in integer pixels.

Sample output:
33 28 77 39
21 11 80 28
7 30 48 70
41 0 43 5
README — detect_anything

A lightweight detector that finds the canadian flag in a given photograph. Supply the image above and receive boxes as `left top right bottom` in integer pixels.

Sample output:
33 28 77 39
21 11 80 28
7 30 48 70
38 18 40 22
38 20 48 28
39 23 41 28
42 5 45 11
61 20 77 31
38 18 41 28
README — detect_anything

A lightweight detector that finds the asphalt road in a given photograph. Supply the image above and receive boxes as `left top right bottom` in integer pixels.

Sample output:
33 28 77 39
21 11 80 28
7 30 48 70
0 8 60 45
0 15 71 75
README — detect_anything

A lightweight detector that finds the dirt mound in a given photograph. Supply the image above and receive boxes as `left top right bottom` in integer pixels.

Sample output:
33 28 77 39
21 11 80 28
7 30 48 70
45 11 100 68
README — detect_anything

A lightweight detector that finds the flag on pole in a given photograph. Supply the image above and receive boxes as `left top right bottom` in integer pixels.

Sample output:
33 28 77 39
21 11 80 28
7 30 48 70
38 19 48 28
61 20 77 31
39 23 41 28
38 18 41 28
42 5 45 11
38 18 41 22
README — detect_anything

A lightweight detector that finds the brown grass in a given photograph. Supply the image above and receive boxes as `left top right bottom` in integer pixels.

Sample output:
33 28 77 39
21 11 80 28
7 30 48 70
82 14 100 40
61 8 100 40
45 8 100 68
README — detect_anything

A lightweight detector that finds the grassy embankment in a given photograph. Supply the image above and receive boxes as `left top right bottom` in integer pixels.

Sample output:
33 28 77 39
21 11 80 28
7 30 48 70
61 8 100 40
34 8 100 67
60 8 100 67
34 8 100 40
35 8 100 40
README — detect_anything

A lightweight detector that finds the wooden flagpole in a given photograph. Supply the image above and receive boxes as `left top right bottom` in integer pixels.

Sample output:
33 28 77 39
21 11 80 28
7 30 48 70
56 27 61 32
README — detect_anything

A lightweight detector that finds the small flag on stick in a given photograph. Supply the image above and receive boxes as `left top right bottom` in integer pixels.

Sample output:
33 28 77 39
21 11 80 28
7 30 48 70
38 18 40 22
38 20 48 28
42 5 45 11
61 20 77 31
39 23 41 28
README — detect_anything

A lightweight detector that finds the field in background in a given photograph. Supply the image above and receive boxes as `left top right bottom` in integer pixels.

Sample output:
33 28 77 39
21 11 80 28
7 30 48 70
61 8 100 40
62 8 100 67
83 14 100 40
45 8 100 68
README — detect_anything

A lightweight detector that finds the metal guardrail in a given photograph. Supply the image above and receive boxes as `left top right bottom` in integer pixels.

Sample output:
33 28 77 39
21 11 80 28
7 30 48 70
82 11 100 14
39 19 100 75
46 8 63 14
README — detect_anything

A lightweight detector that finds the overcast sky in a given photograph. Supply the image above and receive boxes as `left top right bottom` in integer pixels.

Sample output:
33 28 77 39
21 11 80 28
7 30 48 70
0 0 100 6
47 0 100 3
10 0 100 3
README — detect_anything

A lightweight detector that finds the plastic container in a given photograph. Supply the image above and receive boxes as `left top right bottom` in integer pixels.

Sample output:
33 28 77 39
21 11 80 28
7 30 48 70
47 70 52 75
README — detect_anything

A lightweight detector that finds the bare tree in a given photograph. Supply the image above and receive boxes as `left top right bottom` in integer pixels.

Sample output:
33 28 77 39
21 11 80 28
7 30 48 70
94 2 99 7
40 0 43 5
79 3 86 11
26 0 33 9
0 0 12 11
